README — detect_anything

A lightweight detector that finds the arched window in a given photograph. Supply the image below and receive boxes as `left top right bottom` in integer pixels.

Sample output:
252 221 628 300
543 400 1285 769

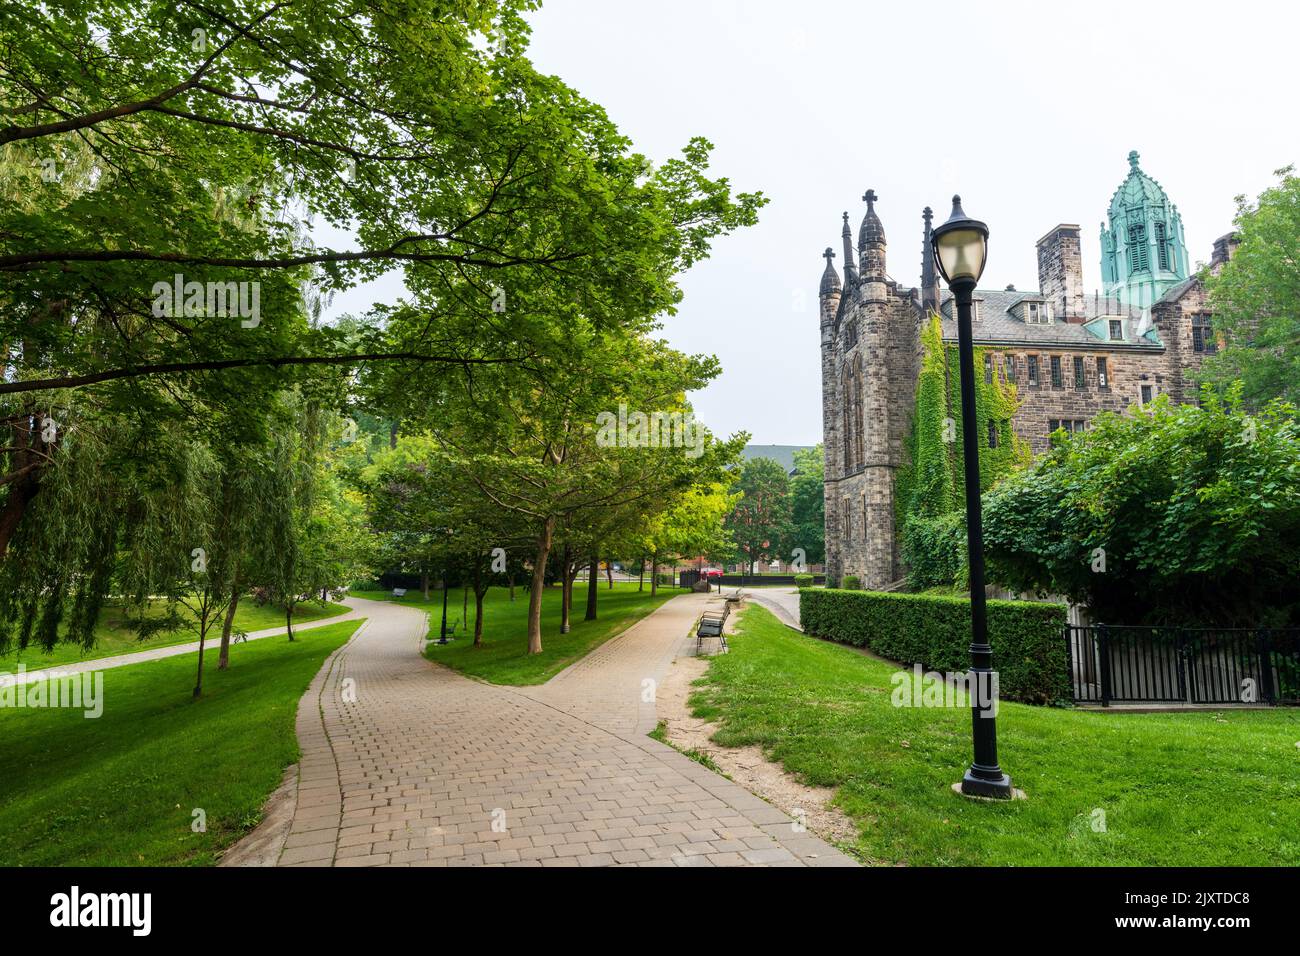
1154 222 1169 271
842 362 854 469
852 356 865 469
1127 222 1148 273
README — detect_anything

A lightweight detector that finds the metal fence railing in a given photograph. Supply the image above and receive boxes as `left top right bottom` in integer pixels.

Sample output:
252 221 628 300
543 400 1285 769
1067 625 1300 706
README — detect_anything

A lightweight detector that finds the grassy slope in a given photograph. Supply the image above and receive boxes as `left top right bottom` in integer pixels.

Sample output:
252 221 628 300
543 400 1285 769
0 598 347 671
690 605 1300 866
0 619 359 866
394 581 676 685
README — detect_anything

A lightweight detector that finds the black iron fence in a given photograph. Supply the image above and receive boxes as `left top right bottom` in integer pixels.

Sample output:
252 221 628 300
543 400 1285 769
1066 625 1300 705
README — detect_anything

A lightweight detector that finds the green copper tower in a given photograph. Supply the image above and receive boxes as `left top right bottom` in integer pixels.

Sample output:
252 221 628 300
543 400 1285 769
1100 150 1189 308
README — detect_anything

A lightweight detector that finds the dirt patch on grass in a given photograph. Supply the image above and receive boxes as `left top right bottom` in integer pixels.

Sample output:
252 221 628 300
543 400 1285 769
655 632 861 853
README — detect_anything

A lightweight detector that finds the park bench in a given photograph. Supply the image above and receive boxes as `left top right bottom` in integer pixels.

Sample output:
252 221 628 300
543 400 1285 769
696 604 730 652
391 587 407 598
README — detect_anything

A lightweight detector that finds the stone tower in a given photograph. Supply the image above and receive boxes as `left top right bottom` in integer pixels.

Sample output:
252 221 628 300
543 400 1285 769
819 191 921 588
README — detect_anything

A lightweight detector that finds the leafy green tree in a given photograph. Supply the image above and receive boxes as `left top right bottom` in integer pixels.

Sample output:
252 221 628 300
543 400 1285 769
982 386 1300 626
725 457 793 576
1200 166 1300 407
788 445 825 566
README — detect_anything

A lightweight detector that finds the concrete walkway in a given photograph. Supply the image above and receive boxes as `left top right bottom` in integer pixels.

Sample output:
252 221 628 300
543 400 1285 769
246 593 857 868
0 603 365 689
740 587 803 630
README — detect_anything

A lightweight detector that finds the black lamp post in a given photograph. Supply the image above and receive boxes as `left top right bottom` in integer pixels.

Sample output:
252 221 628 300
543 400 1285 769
931 195 1013 800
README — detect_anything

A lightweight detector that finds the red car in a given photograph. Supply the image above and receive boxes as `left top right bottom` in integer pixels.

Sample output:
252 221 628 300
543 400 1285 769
701 568 724 579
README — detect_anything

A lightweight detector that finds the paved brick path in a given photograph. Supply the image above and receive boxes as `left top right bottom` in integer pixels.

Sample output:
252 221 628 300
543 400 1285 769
259 593 857 868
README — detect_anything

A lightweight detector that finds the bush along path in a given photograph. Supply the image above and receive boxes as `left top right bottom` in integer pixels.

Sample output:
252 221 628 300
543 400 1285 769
236 593 857 867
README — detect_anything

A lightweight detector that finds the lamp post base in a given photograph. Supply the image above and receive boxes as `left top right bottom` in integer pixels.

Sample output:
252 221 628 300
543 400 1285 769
958 769 1016 800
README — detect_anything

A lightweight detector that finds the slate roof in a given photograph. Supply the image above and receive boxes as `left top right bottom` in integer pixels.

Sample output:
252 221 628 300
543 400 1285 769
741 444 814 475
937 288 1164 350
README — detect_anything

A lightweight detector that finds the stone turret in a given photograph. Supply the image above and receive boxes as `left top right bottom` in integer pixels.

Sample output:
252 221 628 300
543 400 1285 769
920 206 940 313
858 189 887 290
840 212 858 291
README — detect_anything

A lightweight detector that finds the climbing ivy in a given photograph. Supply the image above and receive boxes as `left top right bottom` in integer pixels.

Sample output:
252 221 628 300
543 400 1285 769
896 314 1029 589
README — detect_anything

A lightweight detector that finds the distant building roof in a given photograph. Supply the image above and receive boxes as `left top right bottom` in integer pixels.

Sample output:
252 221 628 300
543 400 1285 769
741 444 814 474
938 288 1163 350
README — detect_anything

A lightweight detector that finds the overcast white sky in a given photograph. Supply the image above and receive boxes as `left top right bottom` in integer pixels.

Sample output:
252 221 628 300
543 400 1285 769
325 0 1296 445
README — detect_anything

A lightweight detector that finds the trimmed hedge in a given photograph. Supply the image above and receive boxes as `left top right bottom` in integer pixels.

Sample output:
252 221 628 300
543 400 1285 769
793 573 814 588
841 575 861 590
800 588 1070 704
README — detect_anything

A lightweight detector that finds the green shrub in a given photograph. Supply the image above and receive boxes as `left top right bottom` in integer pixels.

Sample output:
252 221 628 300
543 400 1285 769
793 573 814 588
800 588 1069 704
901 512 968 591
841 574 861 590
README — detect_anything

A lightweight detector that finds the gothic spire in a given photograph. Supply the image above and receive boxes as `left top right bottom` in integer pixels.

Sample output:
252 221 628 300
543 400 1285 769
921 206 939 312
819 247 841 296
858 188 886 250
840 211 857 284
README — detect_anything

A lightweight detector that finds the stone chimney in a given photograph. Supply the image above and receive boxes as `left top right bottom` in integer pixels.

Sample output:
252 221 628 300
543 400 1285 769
1036 224 1086 323
1210 232 1240 270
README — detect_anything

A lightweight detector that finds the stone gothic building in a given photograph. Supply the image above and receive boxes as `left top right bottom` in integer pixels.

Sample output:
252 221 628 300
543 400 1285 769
819 152 1235 589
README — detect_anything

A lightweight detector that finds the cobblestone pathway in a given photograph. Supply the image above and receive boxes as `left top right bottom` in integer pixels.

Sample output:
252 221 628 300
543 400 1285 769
244 593 858 868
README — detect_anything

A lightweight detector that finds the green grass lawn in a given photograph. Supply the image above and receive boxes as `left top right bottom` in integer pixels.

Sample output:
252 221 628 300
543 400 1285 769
0 618 360 866
405 581 676 685
689 605 1300 866
0 597 347 672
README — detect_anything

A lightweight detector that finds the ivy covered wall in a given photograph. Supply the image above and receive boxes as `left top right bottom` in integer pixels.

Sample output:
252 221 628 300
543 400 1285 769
895 314 1029 589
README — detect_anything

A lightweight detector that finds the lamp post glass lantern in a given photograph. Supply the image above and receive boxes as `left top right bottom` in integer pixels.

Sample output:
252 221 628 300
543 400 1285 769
930 195 1014 799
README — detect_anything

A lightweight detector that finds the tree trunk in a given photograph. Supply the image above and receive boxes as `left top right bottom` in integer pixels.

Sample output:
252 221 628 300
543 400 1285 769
421 571 430 601
508 571 515 602
607 558 613 590
193 622 208 698
560 542 572 634
650 554 658 596
472 560 485 646
389 422 398 448
286 602 295 642
585 550 599 621
526 519 554 654
638 556 645 592
462 584 468 632
0 413 44 559
218 587 241 670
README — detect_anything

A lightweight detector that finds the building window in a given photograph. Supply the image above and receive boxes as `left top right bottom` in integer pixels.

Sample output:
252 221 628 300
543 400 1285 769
1005 355 1017 383
984 354 993 384
1050 355 1063 388
1108 319 1123 341
1049 419 1087 439
1192 314 1216 354
987 419 999 448
861 495 867 541
1026 301 1038 324
1073 355 1085 389
1097 357 1109 390
1027 355 1039 386
1127 223 1149 272
1141 384 1153 405
1155 222 1169 271
844 319 858 349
